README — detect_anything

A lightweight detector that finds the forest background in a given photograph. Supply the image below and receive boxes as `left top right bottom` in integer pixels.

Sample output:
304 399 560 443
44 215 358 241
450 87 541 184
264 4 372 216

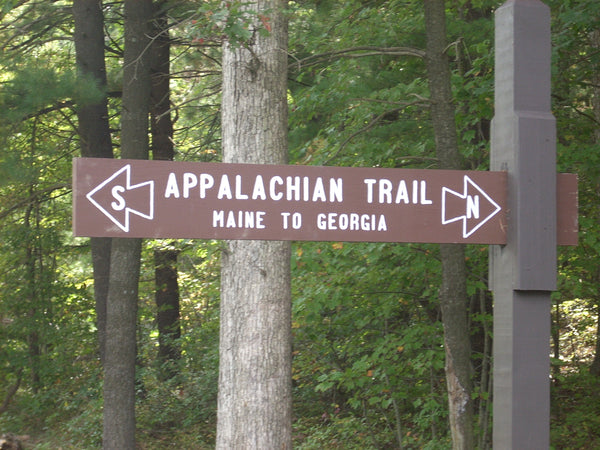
1 0 599 448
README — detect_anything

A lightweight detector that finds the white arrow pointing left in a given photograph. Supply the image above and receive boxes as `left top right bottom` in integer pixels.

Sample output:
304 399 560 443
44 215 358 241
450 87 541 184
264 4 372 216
86 164 154 232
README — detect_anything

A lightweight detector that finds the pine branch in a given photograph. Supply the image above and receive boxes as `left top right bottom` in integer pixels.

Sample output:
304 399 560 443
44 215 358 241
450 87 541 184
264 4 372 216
289 46 425 71
0 183 70 221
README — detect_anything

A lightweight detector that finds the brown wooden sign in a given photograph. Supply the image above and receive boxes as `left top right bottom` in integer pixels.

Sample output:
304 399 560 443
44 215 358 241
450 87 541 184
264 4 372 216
72 157 577 245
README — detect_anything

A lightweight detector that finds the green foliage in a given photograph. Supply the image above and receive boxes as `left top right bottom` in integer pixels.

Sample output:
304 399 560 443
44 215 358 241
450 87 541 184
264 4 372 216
136 360 218 438
551 369 600 449
187 0 272 49
291 241 449 446
0 63 105 123
294 415 388 449
288 0 431 167
555 300 597 365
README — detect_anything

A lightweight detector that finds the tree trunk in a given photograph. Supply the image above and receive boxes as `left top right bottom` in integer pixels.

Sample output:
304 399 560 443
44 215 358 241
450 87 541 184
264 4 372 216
150 0 174 163
423 1 474 448
154 249 181 378
216 1 292 448
150 0 181 380
591 300 600 376
589 29 600 377
72 0 114 365
102 1 152 448
24 199 41 392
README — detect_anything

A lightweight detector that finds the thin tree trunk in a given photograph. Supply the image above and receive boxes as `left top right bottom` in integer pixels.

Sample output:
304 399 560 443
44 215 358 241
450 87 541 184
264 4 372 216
0 369 22 416
150 0 181 380
589 29 600 377
103 239 143 450
591 300 600 376
23 175 42 393
72 0 114 365
477 289 492 449
216 1 292 448
154 249 181 378
423 1 474 448
102 1 152 448
150 0 174 163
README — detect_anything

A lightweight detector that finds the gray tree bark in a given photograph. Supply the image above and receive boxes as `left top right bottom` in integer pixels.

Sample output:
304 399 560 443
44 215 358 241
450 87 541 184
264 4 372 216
216 1 292 448
102 1 153 448
72 0 113 365
423 1 474 448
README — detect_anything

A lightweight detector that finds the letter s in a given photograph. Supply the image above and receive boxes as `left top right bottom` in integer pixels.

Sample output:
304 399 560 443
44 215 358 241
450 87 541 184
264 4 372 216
111 185 126 211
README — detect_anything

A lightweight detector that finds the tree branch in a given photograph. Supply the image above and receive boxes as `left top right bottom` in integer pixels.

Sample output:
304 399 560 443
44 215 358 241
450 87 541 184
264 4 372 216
0 369 23 416
289 46 425 71
324 97 430 164
0 184 70 221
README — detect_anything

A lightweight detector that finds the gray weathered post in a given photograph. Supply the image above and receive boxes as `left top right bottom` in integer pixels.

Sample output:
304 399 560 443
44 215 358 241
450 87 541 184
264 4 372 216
490 0 556 448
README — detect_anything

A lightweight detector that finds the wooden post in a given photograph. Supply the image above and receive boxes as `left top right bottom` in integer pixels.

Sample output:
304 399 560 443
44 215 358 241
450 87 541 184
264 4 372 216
490 0 556 448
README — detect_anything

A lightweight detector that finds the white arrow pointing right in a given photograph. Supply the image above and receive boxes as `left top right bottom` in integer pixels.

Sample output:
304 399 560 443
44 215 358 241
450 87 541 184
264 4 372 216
441 175 502 238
